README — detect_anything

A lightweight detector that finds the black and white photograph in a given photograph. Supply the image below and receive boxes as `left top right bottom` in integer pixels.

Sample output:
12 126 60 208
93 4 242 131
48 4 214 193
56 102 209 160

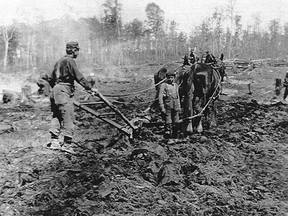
0 0 288 215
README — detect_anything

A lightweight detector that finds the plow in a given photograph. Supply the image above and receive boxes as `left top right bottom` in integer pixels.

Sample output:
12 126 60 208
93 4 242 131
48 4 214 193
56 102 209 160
72 73 170 139
74 89 139 139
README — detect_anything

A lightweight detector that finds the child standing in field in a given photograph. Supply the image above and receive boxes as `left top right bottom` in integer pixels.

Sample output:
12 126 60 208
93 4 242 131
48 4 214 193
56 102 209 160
158 70 181 140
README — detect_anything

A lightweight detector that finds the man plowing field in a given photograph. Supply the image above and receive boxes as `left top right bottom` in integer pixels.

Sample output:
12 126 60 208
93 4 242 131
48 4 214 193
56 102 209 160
40 41 138 154
45 41 97 154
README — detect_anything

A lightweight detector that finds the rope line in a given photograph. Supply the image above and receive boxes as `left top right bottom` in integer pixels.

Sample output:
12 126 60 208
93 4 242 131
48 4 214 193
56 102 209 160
110 98 157 105
76 87 157 105
102 78 167 98
100 64 184 98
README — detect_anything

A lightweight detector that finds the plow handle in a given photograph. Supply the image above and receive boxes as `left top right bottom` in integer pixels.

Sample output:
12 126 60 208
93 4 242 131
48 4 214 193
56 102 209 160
87 88 137 131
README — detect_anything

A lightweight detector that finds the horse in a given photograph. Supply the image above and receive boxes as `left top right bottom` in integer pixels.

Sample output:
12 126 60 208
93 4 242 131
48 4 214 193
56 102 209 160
150 55 224 136
183 61 222 134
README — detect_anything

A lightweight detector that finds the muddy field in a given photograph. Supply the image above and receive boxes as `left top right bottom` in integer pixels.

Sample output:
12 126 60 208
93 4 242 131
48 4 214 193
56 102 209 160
1 65 288 216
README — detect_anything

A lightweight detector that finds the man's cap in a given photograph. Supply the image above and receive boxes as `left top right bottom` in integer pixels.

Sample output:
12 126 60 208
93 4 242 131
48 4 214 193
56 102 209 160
166 70 176 77
66 41 80 50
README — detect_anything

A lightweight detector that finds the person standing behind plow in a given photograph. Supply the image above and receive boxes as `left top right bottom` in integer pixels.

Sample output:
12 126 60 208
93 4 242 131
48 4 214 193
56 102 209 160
158 70 181 142
46 41 96 154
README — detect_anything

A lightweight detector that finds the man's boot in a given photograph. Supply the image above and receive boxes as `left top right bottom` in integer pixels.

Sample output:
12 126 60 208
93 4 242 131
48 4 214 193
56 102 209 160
167 123 175 144
47 132 61 150
61 136 76 154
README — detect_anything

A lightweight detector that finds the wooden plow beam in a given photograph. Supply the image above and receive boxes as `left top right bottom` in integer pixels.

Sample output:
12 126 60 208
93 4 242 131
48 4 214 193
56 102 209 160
74 90 137 138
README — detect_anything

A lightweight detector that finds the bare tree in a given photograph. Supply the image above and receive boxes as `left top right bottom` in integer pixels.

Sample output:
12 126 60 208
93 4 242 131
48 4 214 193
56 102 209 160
269 19 281 58
102 0 123 65
2 26 16 72
145 3 165 61
211 8 224 55
226 0 237 58
168 20 178 60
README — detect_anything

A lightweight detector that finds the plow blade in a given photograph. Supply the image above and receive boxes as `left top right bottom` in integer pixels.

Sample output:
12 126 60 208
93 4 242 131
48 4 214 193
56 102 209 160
74 89 139 138
74 101 134 138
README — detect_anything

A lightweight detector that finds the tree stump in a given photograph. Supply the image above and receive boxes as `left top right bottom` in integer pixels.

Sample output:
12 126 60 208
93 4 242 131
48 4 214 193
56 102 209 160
2 91 21 104
275 78 282 96
21 85 32 103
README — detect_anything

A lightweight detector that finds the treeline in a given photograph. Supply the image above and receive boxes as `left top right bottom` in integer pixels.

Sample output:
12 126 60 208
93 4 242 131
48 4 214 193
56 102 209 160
2 0 288 73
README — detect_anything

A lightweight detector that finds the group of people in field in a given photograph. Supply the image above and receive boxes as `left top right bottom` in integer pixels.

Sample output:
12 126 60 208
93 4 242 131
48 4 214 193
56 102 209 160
39 41 227 153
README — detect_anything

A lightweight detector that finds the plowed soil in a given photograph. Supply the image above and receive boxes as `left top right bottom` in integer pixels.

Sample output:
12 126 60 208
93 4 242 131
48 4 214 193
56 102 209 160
1 66 288 216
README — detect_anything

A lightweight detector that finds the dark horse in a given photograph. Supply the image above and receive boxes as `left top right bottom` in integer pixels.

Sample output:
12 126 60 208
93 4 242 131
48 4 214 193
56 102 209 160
183 62 222 134
151 57 224 135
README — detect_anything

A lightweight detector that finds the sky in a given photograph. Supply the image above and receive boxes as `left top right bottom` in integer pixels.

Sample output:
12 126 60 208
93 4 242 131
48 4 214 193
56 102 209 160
0 0 287 33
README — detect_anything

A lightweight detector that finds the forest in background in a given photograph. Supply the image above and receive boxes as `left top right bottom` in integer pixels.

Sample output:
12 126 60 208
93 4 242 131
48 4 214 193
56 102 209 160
1 0 288 73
